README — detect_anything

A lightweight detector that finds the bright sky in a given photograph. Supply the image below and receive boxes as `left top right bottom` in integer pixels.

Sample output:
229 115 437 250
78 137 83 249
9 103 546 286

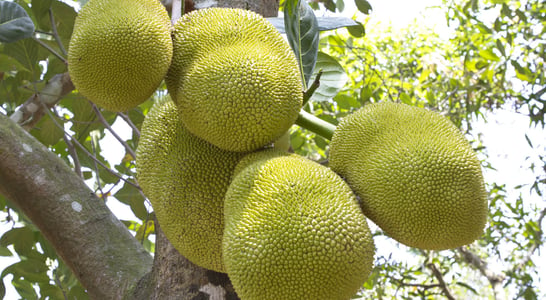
2 0 545 298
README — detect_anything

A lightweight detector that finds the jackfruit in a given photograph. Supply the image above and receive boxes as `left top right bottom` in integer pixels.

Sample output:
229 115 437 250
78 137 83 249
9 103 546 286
136 98 245 272
68 0 172 112
329 102 487 250
223 149 375 300
165 8 303 152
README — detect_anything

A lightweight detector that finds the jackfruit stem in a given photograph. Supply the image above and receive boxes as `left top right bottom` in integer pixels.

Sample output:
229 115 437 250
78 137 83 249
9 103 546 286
295 110 336 141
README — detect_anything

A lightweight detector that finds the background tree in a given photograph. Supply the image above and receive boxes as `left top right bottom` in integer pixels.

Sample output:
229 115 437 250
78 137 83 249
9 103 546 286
0 0 544 299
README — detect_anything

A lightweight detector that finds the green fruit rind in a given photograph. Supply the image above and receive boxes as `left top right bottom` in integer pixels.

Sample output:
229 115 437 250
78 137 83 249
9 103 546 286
136 99 245 272
329 102 488 250
224 149 375 300
68 0 172 112
166 8 303 152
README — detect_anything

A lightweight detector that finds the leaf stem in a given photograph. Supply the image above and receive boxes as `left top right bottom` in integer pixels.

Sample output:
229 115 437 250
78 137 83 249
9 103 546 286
295 110 336 140
32 36 67 64
303 69 322 106
49 8 67 56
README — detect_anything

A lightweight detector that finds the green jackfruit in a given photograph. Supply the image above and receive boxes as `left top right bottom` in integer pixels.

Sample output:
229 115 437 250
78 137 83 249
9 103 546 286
136 99 245 272
223 150 375 300
329 102 487 250
68 0 172 112
166 8 303 152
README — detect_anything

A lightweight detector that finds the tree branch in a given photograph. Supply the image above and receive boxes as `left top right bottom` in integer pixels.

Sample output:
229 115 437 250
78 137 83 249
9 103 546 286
10 72 74 130
458 246 506 299
426 262 455 300
0 113 153 299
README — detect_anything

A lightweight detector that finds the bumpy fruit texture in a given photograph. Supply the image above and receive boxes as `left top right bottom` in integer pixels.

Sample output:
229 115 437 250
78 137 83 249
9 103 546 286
68 0 172 112
223 150 375 300
166 8 303 152
329 102 488 250
136 99 245 272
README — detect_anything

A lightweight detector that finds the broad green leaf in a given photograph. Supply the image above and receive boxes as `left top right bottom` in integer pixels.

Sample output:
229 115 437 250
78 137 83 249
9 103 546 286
347 21 365 38
2 259 50 283
284 0 319 88
37 283 65 299
3 38 43 77
308 52 348 102
12 277 38 300
0 246 12 256
68 285 89 300
38 113 65 146
354 0 372 14
478 49 500 61
0 280 4 299
135 219 155 242
0 1 35 43
336 0 345 12
114 182 148 220
0 52 27 72
511 60 535 83
0 227 34 256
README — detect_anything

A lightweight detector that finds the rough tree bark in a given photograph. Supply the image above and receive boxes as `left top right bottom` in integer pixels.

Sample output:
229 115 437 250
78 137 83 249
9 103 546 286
0 113 153 299
0 0 279 299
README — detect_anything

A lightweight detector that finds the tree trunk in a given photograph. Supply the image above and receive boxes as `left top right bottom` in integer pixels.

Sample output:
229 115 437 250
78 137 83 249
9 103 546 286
0 113 153 299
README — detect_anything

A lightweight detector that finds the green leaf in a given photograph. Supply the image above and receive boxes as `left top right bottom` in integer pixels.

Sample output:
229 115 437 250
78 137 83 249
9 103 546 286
511 60 535 83
38 113 64 146
0 245 12 256
284 0 320 88
0 1 35 43
68 285 89 300
478 49 500 62
0 280 5 299
2 259 50 283
135 219 155 242
12 277 38 300
308 52 348 102
347 21 365 38
3 38 42 77
114 182 148 220
354 0 372 14
0 226 34 256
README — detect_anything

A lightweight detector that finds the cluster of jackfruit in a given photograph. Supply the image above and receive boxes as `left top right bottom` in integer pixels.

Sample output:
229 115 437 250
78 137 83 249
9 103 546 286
69 1 488 299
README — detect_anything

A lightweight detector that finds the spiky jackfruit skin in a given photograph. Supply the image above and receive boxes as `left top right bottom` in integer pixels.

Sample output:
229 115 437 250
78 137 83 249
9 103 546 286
136 99 245 272
329 102 487 250
165 8 303 152
68 0 172 112
223 150 375 300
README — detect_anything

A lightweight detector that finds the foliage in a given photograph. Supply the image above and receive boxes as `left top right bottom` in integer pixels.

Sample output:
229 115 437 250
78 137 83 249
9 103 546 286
0 0 544 299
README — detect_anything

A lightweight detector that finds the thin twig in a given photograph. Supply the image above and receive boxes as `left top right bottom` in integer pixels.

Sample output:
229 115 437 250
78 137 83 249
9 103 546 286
91 103 137 160
54 270 69 300
63 131 82 178
117 112 141 138
48 8 67 56
41 103 140 190
90 135 106 201
303 70 322 106
33 36 67 64
426 262 455 300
